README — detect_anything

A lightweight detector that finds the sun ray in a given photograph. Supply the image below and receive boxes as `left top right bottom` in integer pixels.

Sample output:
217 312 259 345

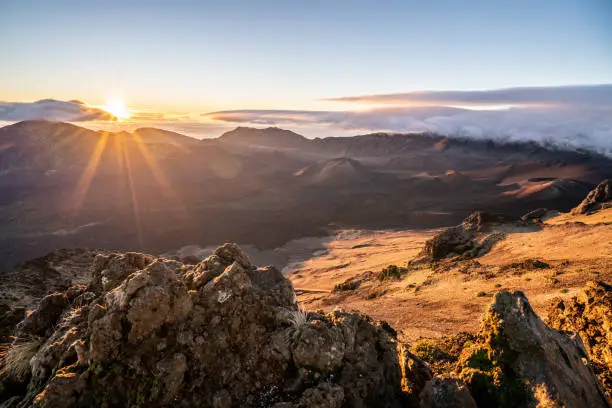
117 135 144 248
68 132 109 217
130 131 189 218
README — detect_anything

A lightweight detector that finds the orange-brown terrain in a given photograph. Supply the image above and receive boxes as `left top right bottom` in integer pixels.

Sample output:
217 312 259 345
290 208 612 343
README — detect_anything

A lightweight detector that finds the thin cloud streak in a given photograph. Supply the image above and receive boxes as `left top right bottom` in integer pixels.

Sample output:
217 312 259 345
323 84 612 107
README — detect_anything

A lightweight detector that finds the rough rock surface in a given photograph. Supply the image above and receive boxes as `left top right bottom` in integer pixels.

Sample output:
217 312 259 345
421 226 475 260
2 243 610 408
420 224 504 261
547 281 612 400
457 291 609 408
520 208 555 223
0 243 407 408
398 344 433 396
572 179 611 214
419 378 477 408
461 212 510 232
0 304 25 343
0 249 99 310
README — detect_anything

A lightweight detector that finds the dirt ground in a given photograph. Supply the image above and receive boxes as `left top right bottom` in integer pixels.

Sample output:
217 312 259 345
288 209 612 343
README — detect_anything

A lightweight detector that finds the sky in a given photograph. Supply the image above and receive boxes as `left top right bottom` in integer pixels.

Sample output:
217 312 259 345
0 0 611 152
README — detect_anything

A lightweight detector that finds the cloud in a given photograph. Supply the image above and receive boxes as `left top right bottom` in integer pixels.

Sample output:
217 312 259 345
0 99 114 121
323 84 612 108
203 105 612 156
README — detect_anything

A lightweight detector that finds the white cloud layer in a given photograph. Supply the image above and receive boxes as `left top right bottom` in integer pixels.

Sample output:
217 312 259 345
205 105 612 156
0 99 113 121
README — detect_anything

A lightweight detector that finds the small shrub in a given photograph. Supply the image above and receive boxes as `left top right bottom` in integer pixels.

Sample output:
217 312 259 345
333 280 360 292
494 283 502 288
500 259 550 273
411 340 450 363
560 288 569 294
476 291 487 297
378 265 406 281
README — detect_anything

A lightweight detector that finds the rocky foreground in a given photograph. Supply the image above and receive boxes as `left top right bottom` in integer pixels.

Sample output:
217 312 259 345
0 243 610 408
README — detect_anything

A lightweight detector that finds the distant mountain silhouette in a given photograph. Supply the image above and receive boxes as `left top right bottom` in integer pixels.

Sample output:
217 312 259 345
218 126 309 148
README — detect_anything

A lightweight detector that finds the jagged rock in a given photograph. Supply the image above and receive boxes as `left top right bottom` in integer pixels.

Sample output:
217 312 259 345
572 179 611 214
461 212 510 232
89 251 155 293
520 208 554 223
419 378 477 408
457 291 609 408
1 244 407 408
292 383 345 408
422 226 475 260
547 281 612 401
398 344 433 395
17 293 68 337
0 304 25 343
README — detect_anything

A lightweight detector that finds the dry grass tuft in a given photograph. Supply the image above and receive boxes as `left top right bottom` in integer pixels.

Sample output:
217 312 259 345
0 337 42 381
289 307 309 328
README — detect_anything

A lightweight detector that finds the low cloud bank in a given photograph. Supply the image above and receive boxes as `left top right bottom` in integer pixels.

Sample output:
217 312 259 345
205 105 612 156
0 99 114 121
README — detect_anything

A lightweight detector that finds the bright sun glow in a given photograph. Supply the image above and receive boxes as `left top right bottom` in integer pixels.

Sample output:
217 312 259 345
102 99 131 120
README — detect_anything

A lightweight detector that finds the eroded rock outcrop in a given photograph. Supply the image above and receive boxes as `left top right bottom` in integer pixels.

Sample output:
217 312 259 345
461 212 509 232
421 226 475 260
547 281 612 400
421 212 514 260
0 244 407 408
457 291 609 408
572 179 611 214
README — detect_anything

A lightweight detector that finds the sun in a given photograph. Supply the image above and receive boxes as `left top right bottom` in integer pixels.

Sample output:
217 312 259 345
102 98 131 120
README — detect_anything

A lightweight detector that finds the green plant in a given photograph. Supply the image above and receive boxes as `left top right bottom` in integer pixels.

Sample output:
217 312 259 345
476 291 487 297
411 340 450 363
560 288 569 294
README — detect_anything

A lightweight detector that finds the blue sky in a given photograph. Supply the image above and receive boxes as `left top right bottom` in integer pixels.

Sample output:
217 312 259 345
1 0 611 112
0 0 611 153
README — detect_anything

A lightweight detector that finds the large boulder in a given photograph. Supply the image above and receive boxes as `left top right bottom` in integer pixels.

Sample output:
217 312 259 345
421 226 475 260
0 243 407 408
520 208 557 223
457 291 609 408
547 281 612 400
572 179 611 214
461 212 510 232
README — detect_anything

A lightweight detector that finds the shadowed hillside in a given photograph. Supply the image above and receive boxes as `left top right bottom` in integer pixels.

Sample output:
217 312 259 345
1 121 611 267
